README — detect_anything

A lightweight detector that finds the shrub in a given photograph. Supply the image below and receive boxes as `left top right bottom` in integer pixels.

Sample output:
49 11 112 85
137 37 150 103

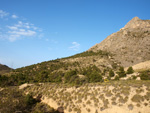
109 70 115 77
117 67 126 78
128 104 134 110
140 71 150 80
32 103 57 113
37 71 49 82
131 94 144 103
105 91 112 97
0 87 39 113
132 75 137 80
87 108 91 112
0 75 9 86
114 75 119 80
25 94 37 106
126 67 134 74
86 100 91 105
89 71 103 82
64 70 77 83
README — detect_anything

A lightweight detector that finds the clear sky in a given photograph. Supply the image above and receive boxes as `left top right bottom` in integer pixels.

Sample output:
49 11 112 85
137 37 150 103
0 0 150 69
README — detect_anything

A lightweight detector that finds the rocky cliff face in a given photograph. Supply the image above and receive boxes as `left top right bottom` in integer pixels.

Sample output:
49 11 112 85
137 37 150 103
89 17 150 67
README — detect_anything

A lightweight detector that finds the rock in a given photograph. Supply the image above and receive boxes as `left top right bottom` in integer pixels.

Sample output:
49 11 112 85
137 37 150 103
136 77 141 80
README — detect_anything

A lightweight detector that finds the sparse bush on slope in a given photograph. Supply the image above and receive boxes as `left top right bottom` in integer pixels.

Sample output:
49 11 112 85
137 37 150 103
109 69 115 77
126 67 134 74
117 67 126 78
0 87 59 113
140 70 150 80
0 87 33 113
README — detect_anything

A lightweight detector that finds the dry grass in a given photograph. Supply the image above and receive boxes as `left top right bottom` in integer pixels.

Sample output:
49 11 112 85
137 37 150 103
23 80 150 113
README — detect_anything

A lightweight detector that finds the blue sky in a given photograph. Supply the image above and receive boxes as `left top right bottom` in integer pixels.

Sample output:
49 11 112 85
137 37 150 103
0 0 150 69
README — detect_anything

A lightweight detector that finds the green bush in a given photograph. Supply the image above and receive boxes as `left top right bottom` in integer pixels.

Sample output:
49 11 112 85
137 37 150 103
114 75 119 80
0 75 9 86
32 103 58 113
89 71 103 82
64 70 77 83
36 71 49 82
0 87 58 113
0 88 34 113
140 71 150 80
109 70 115 77
117 67 126 78
25 94 37 106
126 67 134 74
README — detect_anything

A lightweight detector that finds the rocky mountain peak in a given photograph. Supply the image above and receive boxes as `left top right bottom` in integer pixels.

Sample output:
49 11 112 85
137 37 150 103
89 17 150 67
129 16 141 22
121 17 150 30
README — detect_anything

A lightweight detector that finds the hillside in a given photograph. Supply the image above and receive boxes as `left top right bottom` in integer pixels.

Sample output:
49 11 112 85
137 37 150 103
24 81 150 113
3 50 118 86
89 17 150 67
0 64 12 75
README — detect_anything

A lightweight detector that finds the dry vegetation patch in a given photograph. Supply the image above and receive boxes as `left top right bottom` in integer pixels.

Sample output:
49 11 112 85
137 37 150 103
23 80 150 113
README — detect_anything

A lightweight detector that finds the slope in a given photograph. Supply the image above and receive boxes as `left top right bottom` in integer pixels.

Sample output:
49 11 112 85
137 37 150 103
0 64 12 75
89 17 150 67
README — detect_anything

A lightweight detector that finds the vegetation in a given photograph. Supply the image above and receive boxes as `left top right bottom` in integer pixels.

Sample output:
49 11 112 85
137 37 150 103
64 50 110 59
32 103 59 113
126 67 134 74
140 70 150 80
1 18 150 113
0 87 60 113
109 69 115 77
79 65 103 83
117 67 126 78
0 64 12 74
0 87 36 113
0 63 105 87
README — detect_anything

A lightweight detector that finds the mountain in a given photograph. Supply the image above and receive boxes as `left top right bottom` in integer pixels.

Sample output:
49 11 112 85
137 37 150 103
0 64 12 75
89 17 150 67
1 17 150 113
3 17 150 85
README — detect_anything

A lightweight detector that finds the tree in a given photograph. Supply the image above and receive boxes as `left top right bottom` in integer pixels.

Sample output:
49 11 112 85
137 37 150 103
109 70 115 77
117 67 126 78
126 67 134 74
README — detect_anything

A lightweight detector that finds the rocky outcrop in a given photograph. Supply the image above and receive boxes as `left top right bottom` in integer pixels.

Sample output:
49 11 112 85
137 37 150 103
89 17 150 67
